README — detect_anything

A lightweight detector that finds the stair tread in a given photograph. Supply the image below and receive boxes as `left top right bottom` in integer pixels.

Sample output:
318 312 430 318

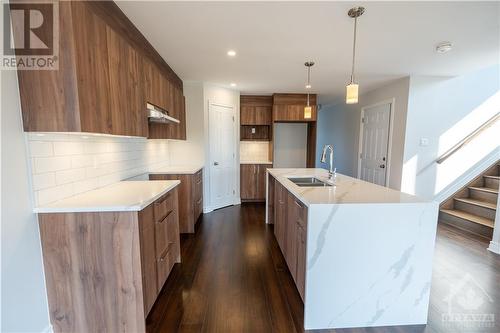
440 209 494 228
454 197 497 210
483 175 500 179
469 186 499 194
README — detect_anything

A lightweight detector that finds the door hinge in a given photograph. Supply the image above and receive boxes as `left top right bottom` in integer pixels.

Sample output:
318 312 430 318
361 117 365 123
232 116 235 122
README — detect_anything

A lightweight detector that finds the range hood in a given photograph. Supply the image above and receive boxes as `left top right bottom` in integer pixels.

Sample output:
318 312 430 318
146 103 180 124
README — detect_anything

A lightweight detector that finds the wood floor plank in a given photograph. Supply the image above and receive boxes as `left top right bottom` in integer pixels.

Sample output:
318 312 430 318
147 203 500 333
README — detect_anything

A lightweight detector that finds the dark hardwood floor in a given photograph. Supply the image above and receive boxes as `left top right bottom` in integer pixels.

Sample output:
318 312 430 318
146 203 500 333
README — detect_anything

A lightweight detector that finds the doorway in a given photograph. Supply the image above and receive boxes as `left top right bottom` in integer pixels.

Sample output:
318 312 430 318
357 100 394 186
208 102 237 210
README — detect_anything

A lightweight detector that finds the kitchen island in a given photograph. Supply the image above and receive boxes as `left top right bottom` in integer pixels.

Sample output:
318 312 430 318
266 168 439 330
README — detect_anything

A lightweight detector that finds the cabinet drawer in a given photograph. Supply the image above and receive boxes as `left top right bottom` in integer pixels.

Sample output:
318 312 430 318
155 210 173 256
156 244 175 292
154 192 174 223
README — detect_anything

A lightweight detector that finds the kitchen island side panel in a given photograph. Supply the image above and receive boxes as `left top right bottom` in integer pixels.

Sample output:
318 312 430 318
304 202 439 330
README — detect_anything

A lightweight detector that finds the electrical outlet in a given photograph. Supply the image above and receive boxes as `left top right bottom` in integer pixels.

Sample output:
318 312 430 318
420 138 429 147
251 127 256 134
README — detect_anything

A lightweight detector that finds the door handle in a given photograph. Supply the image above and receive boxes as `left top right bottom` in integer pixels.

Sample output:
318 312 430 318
214 161 219 166
379 164 386 169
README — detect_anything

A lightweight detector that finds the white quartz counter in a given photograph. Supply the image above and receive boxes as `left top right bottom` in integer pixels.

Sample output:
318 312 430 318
34 180 180 213
149 165 203 175
268 168 425 206
240 160 273 165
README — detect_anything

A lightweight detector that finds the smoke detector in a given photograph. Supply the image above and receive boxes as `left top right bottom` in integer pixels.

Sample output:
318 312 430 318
436 42 453 54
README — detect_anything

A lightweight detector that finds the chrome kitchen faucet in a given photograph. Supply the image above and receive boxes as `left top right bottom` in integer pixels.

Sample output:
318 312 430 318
320 144 336 181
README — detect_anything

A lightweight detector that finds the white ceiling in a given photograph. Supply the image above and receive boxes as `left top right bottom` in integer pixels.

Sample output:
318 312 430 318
117 1 499 104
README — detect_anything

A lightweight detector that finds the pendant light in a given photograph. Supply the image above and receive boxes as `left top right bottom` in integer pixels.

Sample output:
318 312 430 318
346 6 365 104
304 61 314 119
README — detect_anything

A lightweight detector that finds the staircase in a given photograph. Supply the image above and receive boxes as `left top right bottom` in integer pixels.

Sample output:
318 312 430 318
439 161 499 239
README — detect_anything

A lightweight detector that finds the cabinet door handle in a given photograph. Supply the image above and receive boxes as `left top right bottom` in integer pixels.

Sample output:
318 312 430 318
158 210 172 224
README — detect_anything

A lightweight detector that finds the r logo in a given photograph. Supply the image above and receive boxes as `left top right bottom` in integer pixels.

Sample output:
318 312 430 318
4 2 54 55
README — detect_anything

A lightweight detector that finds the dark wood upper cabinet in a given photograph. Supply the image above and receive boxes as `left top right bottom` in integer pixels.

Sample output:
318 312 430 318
240 96 273 126
272 93 317 122
14 1 185 139
106 26 147 137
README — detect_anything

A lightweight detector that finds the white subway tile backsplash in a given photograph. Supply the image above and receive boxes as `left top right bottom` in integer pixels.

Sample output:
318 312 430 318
34 156 72 173
27 133 171 206
53 141 85 156
55 168 86 185
29 141 54 157
32 173 56 190
240 141 270 162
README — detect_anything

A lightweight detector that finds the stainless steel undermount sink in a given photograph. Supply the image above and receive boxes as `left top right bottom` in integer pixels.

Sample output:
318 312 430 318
288 177 332 187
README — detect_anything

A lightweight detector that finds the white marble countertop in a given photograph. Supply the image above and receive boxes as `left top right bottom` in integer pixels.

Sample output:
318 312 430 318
34 180 180 213
268 168 426 206
149 165 203 175
240 160 273 165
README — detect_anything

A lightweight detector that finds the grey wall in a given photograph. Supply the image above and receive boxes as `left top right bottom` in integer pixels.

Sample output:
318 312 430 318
273 123 308 168
316 77 411 190
1 70 51 331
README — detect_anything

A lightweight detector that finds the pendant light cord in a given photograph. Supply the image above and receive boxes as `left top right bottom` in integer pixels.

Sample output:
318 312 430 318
351 17 358 84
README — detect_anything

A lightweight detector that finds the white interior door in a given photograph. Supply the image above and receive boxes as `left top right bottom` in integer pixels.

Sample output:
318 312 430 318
209 103 236 210
358 102 392 186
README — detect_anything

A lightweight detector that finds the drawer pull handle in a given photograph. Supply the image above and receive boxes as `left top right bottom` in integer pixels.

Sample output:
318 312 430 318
158 210 173 224
197 198 202 205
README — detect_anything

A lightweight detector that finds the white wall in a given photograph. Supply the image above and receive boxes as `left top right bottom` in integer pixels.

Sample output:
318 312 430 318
274 123 307 168
316 77 410 190
1 69 51 332
401 65 500 200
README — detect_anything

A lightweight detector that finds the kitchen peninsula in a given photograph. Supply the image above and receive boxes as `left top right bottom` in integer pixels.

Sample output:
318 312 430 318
266 168 439 330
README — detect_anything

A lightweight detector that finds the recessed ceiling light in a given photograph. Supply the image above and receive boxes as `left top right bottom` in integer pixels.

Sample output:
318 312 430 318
227 50 236 57
436 42 452 54
230 83 237 87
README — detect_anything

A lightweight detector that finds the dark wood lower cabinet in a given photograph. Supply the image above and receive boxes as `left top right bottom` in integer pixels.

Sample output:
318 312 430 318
150 169 203 233
38 187 181 333
241 164 272 202
272 177 307 300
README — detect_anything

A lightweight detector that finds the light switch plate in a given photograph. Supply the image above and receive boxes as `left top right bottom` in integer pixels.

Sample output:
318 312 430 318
420 138 429 147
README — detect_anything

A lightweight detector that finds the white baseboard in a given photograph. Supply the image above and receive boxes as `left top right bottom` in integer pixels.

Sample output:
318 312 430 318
488 241 500 255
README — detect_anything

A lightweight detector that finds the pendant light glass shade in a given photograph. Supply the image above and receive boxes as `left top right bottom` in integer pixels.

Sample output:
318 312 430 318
346 83 359 104
304 106 312 119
